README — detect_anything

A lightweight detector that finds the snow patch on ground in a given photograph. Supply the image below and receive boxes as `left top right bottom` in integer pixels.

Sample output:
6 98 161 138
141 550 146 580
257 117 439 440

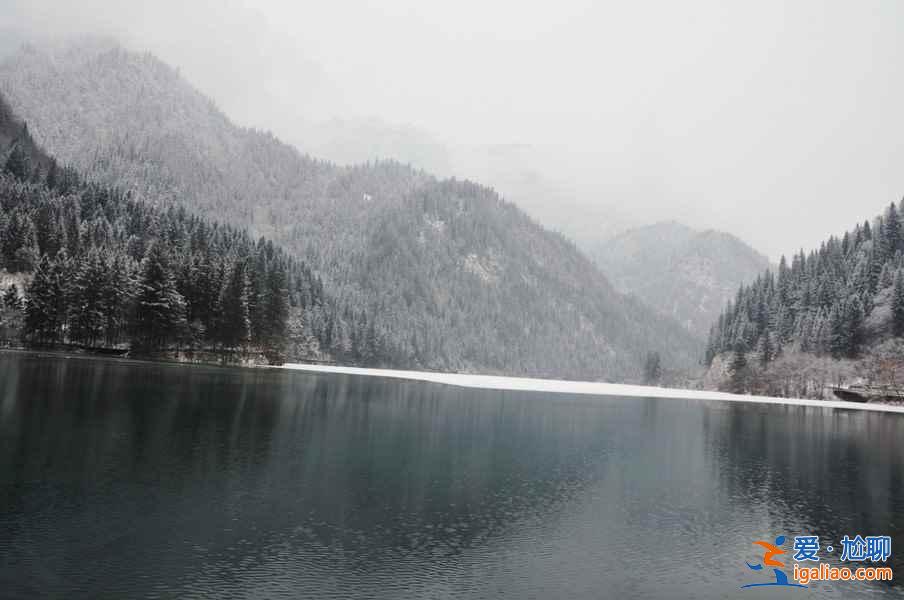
462 253 498 284
281 363 904 414
0 271 30 296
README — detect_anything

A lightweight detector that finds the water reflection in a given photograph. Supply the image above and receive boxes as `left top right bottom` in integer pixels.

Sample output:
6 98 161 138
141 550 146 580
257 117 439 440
0 353 902 599
703 403 904 588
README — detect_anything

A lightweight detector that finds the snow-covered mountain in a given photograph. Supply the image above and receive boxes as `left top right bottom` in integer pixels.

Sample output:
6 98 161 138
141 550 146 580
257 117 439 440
0 38 703 380
593 221 771 335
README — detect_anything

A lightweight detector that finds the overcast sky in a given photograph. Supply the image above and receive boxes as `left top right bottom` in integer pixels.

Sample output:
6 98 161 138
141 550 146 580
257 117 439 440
3 0 903 259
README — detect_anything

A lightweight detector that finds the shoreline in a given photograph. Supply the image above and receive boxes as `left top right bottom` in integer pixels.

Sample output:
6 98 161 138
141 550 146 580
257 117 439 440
0 346 277 373
281 362 904 415
5 348 903 415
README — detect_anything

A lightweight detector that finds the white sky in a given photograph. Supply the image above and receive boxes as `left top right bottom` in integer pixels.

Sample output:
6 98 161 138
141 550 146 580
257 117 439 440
3 0 904 259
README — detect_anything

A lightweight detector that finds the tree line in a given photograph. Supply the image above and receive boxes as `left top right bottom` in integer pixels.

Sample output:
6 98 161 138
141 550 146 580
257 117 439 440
706 200 904 372
0 112 390 365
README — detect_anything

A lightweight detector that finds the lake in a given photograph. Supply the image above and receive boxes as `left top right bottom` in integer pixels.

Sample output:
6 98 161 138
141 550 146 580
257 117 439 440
1 352 902 599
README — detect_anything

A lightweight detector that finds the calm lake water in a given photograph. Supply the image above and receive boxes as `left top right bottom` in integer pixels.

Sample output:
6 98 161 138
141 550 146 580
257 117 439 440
1 353 903 599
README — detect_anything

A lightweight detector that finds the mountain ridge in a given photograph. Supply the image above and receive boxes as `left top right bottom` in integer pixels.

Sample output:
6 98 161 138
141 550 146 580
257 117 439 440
0 38 703 380
593 221 771 335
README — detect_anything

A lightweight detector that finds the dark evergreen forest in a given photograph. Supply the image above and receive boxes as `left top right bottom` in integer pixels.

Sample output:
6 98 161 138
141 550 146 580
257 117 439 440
706 200 904 366
0 93 386 364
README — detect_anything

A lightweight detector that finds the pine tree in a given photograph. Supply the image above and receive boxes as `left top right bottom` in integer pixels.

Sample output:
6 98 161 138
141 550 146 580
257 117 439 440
1 213 39 272
887 203 901 256
190 254 220 343
247 247 269 345
880 263 894 289
68 249 109 345
364 318 379 365
103 254 135 345
759 330 774 367
642 351 662 384
847 297 865 356
893 270 904 337
728 342 750 393
2 284 21 310
133 243 187 349
23 254 67 343
215 259 250 350
828 304 848 358
3 141 31 180
262 262 289 354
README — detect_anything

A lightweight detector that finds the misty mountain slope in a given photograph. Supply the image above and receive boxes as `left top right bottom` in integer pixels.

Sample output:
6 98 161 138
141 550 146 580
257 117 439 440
593 221 771 334
0 39 702 379
0 89 332 361
293 116 454 177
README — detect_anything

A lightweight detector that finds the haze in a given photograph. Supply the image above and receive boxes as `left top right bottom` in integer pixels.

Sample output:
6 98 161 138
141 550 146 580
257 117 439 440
3 0 903 259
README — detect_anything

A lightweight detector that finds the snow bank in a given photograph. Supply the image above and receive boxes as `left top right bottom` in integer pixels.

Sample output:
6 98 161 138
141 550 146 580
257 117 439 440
281 363 904 415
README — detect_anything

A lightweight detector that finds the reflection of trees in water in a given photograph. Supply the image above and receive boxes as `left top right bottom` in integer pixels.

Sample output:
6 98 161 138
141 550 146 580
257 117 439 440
0 354 619 595
702 402 904 579
0 355 289 595
0 356 282 482
5 356 904 598
264 376 619 566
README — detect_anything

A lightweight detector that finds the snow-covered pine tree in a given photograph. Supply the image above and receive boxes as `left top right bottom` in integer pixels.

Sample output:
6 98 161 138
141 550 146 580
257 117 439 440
68 248 109 345
23 253 67 343
893 269 904 337
886 202 901 257
214 259 250 350
2 284 21 310
133 243 187 349
3 140 31 180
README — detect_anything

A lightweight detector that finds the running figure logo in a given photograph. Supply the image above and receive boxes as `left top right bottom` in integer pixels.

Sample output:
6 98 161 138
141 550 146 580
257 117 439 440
741 536 808 589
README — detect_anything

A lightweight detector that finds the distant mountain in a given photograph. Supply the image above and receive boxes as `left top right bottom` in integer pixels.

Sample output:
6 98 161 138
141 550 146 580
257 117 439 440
0 39 702 380
592 221 771 335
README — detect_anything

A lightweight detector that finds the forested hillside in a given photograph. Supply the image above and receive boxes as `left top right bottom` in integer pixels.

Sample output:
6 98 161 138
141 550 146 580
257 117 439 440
705 201 904 396
593 222 770 335
0 91 341 363
0 38 702 380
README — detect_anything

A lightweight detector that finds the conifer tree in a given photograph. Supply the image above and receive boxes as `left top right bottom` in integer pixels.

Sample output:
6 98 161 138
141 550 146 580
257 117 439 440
3 141 31 180
263 262 289 349
893 270 904 337
2 284 21 310
365 318 379 364
215 259 250 349
23 254 67 342
103 254 135 345
133 243 187 348
887 203 901 256
68 249 109 345
728 342 750 393
759 330 774 367
642 351 662 384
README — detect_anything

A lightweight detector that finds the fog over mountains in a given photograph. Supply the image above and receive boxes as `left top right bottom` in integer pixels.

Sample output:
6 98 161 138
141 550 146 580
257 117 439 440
291 122 634 247
0 38 703 380
593 222 770 334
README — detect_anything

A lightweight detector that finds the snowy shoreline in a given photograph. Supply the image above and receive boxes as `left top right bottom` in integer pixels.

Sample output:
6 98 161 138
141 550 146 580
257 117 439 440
281 363 904 415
